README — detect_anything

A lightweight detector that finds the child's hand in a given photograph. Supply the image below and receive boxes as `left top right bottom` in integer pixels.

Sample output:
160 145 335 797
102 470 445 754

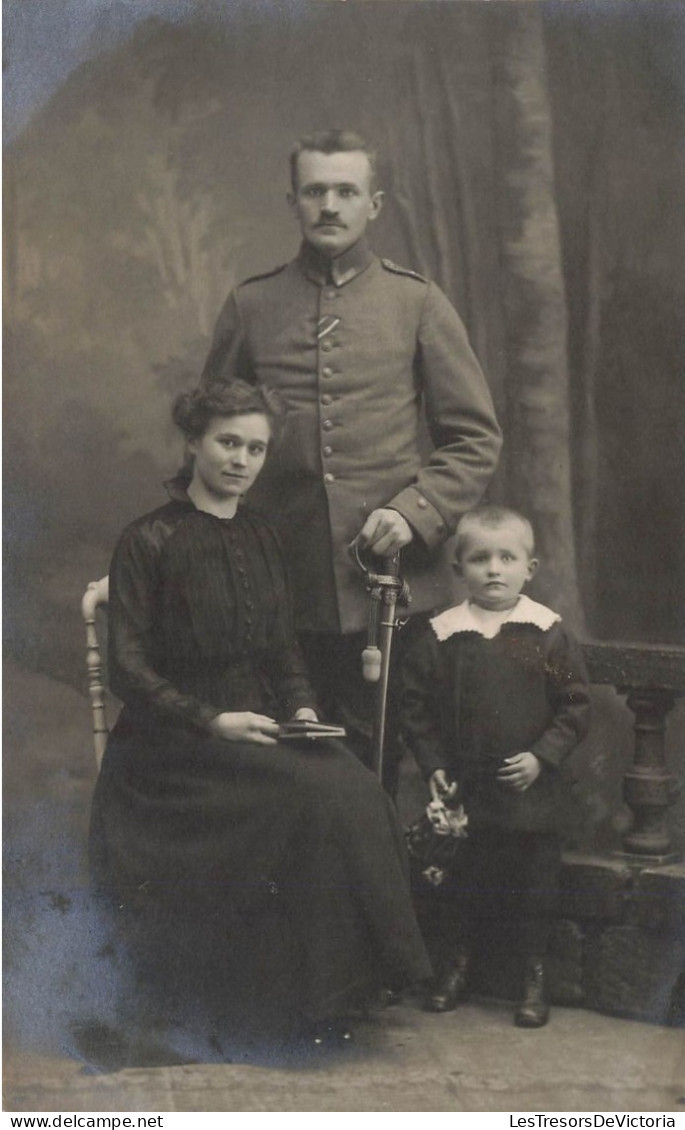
429 769 458 803
497 752 541 792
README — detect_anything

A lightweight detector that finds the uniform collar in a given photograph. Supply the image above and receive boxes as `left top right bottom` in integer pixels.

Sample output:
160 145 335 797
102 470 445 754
430 595 561 642
297 237 375 287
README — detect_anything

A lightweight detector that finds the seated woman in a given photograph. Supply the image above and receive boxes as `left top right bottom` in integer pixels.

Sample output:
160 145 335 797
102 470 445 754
88 380 431 1059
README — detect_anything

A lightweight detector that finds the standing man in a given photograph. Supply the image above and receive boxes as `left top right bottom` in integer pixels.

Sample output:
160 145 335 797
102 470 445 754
201 129 502 792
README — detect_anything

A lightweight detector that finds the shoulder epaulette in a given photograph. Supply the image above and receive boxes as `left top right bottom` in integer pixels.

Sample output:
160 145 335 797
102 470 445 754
381 258 428 283
239 263 288 287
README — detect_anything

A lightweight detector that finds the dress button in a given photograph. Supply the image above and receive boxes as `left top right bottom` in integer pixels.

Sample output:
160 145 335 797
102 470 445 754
324 472 335 484
323 445 333 457
321 393 332 406
417 497 428 510
322 367 333 378
322 419 333 431
321 340 333 352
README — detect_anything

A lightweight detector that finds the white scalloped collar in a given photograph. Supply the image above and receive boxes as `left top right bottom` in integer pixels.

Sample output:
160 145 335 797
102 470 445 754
430 595 561 642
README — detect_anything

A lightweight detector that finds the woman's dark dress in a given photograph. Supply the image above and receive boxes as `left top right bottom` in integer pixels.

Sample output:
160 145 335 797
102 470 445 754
90 485 431 1042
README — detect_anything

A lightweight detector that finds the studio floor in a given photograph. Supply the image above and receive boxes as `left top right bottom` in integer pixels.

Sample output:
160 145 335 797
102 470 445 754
4 998 685 1113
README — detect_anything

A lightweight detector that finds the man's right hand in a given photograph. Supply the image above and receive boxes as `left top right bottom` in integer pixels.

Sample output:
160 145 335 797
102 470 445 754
429 769 458 803
357 508 413 557
209 712 279 745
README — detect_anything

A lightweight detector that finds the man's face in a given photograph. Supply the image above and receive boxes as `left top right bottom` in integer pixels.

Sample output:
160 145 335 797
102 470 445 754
288 149 383 258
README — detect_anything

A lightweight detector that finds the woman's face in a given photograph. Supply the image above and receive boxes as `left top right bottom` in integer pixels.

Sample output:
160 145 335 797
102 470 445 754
188 412 271 503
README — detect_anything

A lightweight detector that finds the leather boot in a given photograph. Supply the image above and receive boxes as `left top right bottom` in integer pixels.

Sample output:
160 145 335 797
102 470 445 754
424 949 470 1012
514 956 549 1028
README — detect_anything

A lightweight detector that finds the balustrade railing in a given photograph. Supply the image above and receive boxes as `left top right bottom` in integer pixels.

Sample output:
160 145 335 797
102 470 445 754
582 641 685 862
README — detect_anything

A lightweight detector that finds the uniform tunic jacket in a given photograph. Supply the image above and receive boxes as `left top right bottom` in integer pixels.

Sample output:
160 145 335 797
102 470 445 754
202 239 502 634
402 597 591 833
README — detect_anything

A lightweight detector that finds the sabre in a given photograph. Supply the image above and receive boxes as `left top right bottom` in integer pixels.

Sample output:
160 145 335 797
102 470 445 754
351 541 411 783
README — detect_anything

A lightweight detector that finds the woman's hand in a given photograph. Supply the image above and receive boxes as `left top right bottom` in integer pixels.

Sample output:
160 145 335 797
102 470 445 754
293 707 319 722
497 751 541 792
209 712 280 745
429 769 458 804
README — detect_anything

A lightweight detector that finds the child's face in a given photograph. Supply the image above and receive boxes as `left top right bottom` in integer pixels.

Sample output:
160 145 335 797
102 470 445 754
457 520 538 611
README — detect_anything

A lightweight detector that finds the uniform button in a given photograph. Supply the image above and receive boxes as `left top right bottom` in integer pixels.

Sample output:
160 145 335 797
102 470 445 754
321 340 333 352
322 367 333 378
417 497 428 509
322 419 333 431
323 288 336 300
322 445 333 457
321 393 332 406
324 472 335 484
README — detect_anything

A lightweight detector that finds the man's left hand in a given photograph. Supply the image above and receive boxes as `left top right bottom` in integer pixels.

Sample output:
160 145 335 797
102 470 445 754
357 509 413 557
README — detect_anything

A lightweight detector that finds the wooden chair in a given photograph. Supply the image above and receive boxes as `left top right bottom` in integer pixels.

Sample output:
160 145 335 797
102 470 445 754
81 576 110 767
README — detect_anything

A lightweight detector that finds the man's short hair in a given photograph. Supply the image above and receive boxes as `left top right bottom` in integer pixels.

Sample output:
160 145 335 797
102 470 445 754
454 505 536 561
289 129 378 191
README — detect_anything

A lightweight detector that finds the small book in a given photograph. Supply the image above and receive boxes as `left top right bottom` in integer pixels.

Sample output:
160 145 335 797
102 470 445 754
278 720 347 741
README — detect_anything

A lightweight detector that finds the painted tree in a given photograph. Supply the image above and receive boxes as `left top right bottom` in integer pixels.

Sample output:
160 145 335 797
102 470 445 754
489 3 584 628
388 3 582 626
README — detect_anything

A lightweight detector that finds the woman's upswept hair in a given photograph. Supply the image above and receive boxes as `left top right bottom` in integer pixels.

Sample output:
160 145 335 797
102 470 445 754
172 380 287 442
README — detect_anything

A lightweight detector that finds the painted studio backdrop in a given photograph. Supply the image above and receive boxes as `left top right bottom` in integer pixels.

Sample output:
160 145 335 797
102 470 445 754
4 0 685 1055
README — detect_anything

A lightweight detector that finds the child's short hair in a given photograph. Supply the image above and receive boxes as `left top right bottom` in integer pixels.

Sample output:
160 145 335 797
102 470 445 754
454 505 536 562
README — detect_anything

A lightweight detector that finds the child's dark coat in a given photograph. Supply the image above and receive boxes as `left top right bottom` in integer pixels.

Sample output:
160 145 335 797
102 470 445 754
402 596 591 833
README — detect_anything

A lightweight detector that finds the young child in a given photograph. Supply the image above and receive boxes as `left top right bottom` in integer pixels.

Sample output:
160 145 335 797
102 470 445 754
402 505 590 1027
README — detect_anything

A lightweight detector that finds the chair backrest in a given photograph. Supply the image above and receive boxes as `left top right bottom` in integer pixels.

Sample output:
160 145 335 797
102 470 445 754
81 576 110 767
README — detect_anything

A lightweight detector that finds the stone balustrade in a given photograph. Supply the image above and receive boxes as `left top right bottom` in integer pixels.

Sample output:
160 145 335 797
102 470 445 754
582 640 685 861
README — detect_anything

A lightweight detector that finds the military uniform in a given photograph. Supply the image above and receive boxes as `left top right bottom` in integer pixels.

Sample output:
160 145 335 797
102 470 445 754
201 237 502 785
202 238 502 633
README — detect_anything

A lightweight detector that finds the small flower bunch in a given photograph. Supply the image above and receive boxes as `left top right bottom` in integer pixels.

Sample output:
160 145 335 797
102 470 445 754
406 797 468 888
426 798 469 838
